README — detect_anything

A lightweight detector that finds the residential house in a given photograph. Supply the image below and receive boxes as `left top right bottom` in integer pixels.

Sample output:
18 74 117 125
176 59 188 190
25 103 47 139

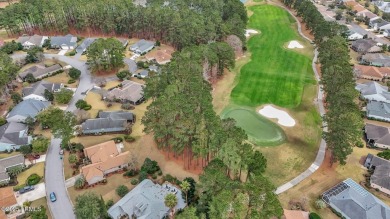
130 39 155 55
107 179 186 219
50 34 77 50
347 31 364 41
117 38 129 48
104 80 144 105
384 29 390 38
19 64 63 81
354 65 390 80
98 111 134 123
0 122 32 152
365 123 390 149
6 99 50 123
356 81 390 103
17 34 48 49
374 20 390 31
76 38 97 53
283 209 309 219
0 187 18 218
322 178 390 219
136 70 149 79
81 118 127 135
364 154 390 195
0 155 25 184
81 141 129 185
361 53 390 67
351 39 381 53
370 18 386 28
356 11 378 20
366 100 390 122
145 46 174 65
22 81 63 101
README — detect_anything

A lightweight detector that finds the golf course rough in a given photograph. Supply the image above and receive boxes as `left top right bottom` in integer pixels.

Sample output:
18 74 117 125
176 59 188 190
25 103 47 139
221 107 286 146
231 5 315 108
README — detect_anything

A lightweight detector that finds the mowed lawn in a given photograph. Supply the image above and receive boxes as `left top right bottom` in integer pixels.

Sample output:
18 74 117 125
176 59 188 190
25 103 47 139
231 5 315 108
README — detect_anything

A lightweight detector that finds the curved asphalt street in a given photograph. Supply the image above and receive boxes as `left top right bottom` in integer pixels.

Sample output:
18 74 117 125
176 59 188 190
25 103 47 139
12 53 92 219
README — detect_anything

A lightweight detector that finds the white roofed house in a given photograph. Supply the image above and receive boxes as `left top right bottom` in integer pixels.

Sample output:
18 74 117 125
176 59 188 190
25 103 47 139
17 34 48 49
355 81 390 103
347 31 364 41
107 179 186 219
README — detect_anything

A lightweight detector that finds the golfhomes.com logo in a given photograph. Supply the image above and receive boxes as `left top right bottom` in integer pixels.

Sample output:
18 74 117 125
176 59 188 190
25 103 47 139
1 205 42 213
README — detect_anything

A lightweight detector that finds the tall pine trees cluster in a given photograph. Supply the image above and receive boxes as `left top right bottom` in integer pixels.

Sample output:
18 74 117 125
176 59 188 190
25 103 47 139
284 0 363 165
0 0 247 50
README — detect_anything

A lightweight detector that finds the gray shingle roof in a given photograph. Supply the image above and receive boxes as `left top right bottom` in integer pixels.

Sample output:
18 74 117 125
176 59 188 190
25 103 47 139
98 111 134 121
365 124 390 147
17 34 45 46
322 178 390 219
352 39 377 53
81 118 126 134
367 100 390 120
76 38 97 53
50 34 77 48
19 64 62 79
0 122 30 146
0 154 25 182
108 179 186 219
130 39 155 54
7 99 50 120
22 81 62 97
361 54 390 67
105 80 144 103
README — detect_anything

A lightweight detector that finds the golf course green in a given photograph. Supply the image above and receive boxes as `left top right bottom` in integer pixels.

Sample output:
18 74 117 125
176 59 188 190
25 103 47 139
221 107 286 146
231 5 315 108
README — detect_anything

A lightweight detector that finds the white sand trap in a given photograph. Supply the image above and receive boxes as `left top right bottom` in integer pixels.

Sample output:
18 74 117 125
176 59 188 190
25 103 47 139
258 105 296 127
245 29 258 37
287 40 304 49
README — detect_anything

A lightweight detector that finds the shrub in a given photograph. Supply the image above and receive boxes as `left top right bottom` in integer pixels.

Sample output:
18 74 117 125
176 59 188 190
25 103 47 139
74 176 85 189
356 141 364 148
111 137 123 143
163 174 175 183
309 212 321 219
67 50 76 56
315 199 326 209
0 117 6 126
121 103 135 110
152 174 157 179
124 135 135 142
68 79 76 84
123 169 137 177
116 185 129 197
139 171 148 182
106 199 114 208
69 67 81 79
157 170 163 176
13 184 26 191
83 105 92 110
131 179 139 185
76 99 88 109
141 158 160 174
54 88 73 104
26 173 41 185
117 70 130 81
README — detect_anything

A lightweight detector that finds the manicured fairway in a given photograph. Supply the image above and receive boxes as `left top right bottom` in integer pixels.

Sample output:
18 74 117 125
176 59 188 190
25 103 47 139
221 106 286 146
231 5 315 108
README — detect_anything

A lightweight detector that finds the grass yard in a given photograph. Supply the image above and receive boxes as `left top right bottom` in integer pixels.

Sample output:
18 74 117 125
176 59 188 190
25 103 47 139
30 197 52 219
17 162 44 186
0 151 19 159
44 72 78 88
221 106 286 146
231 5 315 108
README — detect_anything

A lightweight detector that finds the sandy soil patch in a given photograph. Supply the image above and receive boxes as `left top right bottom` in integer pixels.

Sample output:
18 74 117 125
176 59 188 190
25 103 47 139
287 40 304 49
245 29 259 37
258 105 296 127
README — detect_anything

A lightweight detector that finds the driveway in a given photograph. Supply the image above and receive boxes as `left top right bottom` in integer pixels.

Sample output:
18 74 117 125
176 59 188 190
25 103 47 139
25 155 46 165
16 183 46 204
58 50 68 56
45 138 76 219
124 58 138 73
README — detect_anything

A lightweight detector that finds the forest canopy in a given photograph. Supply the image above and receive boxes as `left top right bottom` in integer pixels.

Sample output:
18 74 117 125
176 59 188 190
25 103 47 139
0 0 247 49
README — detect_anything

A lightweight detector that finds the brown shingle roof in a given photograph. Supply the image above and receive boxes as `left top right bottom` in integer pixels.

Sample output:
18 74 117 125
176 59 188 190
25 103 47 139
354 65 390 79
0 187 17 207
106 80 144 103
82 141 129 184
145 46 174 64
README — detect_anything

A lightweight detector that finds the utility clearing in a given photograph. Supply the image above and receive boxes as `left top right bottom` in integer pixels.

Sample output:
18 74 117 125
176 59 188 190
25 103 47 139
258 105 296 127
287 40 304 49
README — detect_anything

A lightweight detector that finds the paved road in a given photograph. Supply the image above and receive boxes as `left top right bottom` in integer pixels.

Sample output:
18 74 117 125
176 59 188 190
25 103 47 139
12 53 92 219
45 138 76 219
270 3 327 194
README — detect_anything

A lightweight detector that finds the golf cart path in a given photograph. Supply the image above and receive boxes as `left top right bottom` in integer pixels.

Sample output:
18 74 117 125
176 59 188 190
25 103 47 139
267 2 327 194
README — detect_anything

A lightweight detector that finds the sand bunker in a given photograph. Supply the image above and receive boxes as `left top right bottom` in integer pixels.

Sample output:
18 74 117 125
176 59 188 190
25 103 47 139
245 29 258 37
287 40 304 49
258 105 296 127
